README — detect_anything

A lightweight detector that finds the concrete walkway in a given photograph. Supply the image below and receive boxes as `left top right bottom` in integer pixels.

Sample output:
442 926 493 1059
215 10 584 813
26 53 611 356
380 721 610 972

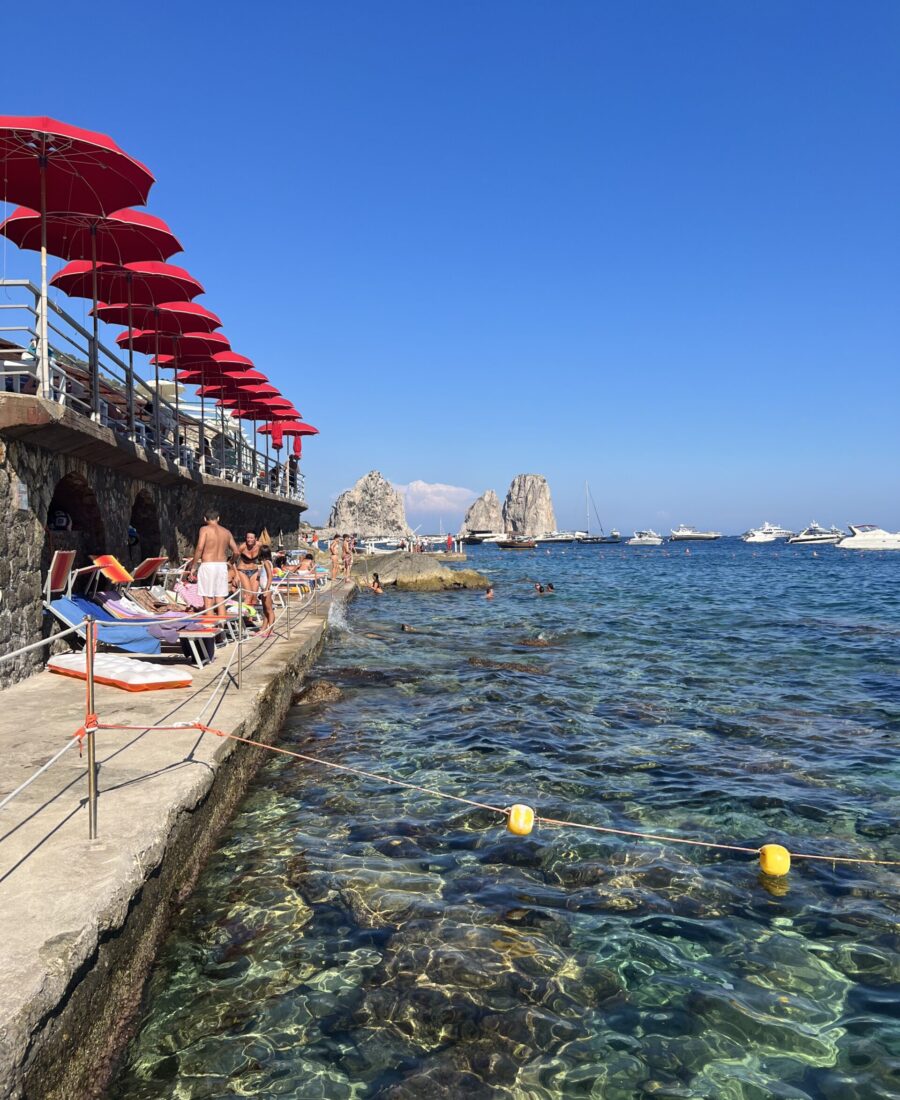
0 583 346 1099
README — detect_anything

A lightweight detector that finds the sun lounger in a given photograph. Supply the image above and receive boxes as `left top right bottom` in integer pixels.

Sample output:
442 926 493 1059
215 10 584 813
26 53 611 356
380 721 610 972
47 598 161 655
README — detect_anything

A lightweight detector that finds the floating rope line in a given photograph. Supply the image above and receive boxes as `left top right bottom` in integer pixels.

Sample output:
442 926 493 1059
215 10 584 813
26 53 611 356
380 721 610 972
86 723 899 874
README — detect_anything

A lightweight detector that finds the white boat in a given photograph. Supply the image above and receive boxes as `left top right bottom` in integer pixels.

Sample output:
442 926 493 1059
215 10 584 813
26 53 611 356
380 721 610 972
627 529 663 546
836 524 900 551
668 524 722 542
788 522 844 546
535 531 580 545
743 521 795 543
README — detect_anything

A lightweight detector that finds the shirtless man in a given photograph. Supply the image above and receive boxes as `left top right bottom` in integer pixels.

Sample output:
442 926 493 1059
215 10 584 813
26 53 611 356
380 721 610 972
187 510 240 611
329 534 342 583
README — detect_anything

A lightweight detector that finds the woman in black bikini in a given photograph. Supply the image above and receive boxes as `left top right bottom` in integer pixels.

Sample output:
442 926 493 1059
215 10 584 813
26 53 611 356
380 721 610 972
236 531 261 602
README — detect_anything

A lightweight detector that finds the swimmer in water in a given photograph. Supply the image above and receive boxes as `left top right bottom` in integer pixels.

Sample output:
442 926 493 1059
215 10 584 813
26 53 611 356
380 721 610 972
546 583 555 593
370 572 383 594
534 583 545 595
485 585 494 599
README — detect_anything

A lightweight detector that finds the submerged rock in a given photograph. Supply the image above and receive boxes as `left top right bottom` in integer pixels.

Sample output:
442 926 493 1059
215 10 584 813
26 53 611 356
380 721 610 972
468 656 544 675
293 679 343 705
516 637 554 648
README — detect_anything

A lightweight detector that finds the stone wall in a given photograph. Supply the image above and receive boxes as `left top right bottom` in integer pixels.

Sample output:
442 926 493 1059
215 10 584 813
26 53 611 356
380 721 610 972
0 434 305 688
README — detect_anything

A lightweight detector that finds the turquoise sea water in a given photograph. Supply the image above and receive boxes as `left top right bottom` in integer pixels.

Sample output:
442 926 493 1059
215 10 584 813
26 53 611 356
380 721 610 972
111 542 900 1099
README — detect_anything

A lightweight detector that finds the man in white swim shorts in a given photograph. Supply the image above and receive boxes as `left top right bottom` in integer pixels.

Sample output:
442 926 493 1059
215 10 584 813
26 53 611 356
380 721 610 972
186 510 240 612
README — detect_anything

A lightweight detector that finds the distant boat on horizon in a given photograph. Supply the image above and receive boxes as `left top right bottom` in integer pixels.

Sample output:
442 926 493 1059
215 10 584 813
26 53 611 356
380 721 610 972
668 524 722 542
580 481 620 543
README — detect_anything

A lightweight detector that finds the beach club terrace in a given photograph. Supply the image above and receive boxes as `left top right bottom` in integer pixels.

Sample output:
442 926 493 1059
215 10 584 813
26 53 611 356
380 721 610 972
0 116 319 685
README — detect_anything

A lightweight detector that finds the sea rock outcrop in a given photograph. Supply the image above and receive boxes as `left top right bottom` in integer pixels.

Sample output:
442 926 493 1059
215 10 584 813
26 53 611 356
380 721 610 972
502 474 556 535
327 471 410 536
458 489 503 536
353 551 489 591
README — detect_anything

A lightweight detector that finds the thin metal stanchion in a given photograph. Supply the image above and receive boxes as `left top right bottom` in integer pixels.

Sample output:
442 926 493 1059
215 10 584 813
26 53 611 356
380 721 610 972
236 605 243 689
285 584 292 638
85 617 99 839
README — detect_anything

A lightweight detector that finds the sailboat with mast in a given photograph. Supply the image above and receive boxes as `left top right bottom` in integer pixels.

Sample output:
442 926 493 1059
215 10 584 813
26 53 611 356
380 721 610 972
580 482 621 544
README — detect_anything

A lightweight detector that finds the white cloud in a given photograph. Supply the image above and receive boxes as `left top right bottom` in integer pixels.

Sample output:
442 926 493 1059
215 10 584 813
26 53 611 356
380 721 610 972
393 480 478 515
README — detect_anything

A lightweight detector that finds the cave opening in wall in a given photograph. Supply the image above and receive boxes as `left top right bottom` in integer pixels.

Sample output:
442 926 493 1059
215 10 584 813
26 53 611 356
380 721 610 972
129 489 163 563
42 473 107 572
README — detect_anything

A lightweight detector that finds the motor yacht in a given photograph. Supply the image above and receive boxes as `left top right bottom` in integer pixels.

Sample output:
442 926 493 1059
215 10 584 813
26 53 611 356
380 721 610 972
669 524 722 541
535 531 579 545
788 522 844 546
836 524 900 551
627 530 663 546
743 522 794 543
581 529 621 544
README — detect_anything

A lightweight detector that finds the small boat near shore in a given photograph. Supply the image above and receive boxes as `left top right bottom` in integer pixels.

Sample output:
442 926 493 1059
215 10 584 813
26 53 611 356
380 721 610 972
788 522 844 546
669 524 721 542
627 530 663 546
837 524 900 551
535 531 579 545
496 537 537 550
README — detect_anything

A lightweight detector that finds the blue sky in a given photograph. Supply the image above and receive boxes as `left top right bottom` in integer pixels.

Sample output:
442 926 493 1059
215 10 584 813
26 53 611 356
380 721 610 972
3 1 898 533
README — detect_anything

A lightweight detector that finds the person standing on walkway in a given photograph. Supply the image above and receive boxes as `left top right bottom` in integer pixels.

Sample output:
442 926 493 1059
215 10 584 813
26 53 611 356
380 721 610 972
329 533 342 583
187 510 240 612
342 534 354 581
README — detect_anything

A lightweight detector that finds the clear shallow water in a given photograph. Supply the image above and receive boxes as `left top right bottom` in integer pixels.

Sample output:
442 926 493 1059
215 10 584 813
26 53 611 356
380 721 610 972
111 542 900 1099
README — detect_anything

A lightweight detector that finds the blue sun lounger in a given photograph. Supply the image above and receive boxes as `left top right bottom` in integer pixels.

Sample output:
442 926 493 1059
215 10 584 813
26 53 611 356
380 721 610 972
47 597 161 656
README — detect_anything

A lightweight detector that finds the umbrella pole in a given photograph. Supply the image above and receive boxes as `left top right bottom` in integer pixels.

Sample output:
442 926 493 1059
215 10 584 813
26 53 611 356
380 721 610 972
173 357 181 463
265 431 270 492
199 373 206 474
38 158 50 399
90 228 100 419
126 278 135 438
154 329 161 450
220 402 226 471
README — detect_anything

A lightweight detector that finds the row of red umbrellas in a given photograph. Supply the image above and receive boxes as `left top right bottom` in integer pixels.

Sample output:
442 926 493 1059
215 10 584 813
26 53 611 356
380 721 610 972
0 116 317 461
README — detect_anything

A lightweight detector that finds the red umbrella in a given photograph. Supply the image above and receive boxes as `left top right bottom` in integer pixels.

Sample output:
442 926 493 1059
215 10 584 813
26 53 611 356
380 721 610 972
1 205 181 416
259 418 319 457
118 330 230 444
121 329 230 356
51 261 205 434
94 300 221 333
0 205 180 262
0 116 155 389
50 259 204 303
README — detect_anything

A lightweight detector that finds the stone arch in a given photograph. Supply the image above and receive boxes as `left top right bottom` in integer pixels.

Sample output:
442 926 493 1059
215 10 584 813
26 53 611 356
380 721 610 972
129 488 163 564
42 472 107 572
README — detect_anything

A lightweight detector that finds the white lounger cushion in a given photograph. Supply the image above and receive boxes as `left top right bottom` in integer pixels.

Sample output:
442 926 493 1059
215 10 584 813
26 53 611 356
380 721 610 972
48 653 193 692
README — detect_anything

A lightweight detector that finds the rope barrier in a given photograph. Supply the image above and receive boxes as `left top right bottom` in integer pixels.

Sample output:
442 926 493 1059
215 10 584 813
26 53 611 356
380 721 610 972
85 721 896 874
0 623 84 667
0 738 80 812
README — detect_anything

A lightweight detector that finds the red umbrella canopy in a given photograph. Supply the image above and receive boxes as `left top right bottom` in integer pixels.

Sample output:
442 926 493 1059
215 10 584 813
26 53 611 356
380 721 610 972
119 329 230 357
94 300 221 333
51 260 204 303
240 383 280 399
259 419 318 456
211 351 255 374
0 116 154 214
258 420 319 436
0 206 181 263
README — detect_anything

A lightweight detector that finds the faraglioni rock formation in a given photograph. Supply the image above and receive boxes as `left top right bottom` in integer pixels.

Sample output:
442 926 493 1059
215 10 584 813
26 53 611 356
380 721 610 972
502 474 557 535
327 471 410 536
458 489 503 536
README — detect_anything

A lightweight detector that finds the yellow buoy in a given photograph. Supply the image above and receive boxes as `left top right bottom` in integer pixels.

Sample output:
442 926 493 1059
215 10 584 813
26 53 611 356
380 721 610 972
759 844 791 877
507 804 535 836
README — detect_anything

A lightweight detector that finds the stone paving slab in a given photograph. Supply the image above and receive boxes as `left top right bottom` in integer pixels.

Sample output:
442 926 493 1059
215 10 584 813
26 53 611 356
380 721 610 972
0 586 344 1098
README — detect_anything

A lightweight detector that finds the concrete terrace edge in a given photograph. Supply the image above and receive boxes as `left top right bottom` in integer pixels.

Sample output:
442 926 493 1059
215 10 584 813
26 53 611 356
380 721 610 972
17 597 350 1100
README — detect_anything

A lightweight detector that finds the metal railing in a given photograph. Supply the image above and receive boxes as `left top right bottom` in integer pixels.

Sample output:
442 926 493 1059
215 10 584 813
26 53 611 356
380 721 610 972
0 278 306 505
